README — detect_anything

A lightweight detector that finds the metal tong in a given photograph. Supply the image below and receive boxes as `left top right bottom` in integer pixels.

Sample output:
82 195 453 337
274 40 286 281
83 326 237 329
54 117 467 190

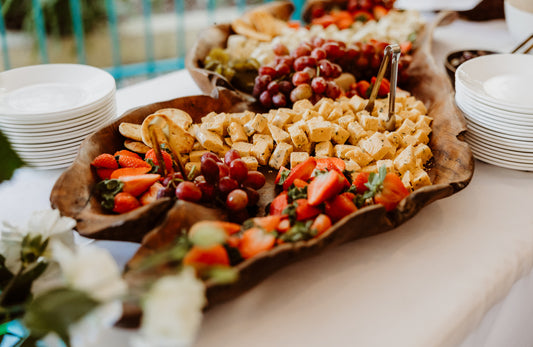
364 43 401 132
147 118 187 179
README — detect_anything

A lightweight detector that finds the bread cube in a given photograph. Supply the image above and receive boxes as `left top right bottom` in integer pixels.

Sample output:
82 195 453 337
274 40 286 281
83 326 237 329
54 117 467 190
290 152 309 168
269 142 293 170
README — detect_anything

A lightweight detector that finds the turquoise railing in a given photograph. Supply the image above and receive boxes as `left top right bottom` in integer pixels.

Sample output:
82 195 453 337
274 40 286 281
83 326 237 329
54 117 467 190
0 0 304 81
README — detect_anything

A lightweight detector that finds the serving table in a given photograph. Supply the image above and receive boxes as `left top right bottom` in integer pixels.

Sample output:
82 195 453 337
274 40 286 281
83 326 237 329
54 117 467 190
1 15 532 347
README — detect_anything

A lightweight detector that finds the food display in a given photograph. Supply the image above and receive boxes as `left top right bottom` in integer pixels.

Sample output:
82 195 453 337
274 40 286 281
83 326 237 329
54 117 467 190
50 0 474 326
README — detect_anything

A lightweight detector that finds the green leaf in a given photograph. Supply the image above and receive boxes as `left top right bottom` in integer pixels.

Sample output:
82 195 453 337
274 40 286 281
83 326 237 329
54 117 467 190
203 266 239 285
280 220 315 243
23 287 99 346
0 131 24 182
189 226 226 248
0 261 48 306
287 185 307 203
276 169 290 186
0 255 14 289
95 179 124 210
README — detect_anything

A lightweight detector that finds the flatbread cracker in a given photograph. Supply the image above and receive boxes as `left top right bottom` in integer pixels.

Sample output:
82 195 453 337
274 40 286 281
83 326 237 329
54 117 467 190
119 122 143 142
124 139 150 154
154 108 193 131
141 113 195 153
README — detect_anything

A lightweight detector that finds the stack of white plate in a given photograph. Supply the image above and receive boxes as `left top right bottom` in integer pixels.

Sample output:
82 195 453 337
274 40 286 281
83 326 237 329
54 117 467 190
455 53 533 171
0 64 116 170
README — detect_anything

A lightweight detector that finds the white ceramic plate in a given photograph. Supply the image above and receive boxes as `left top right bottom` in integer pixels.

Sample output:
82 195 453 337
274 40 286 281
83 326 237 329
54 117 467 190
0 99 116 130
464 118 533 143
9 134 87 150
470 147 533 171
465 131 533 153
14 146 80 159
466 136 533 161
0 64 116 119
21 152 78 165
455 54 533 113
457 103 533 137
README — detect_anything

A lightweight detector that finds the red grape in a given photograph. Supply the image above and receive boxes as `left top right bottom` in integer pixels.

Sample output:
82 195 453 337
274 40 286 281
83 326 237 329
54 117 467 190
243 171 266 189
311 48 327 61
229 158 248 183
161 172 183 187
294 56 317 71
323 42 343 60
267 81 280 94
312 37 326 47
224 149 241 165
272 92 287 108
196 181 216 201
292 71 311 86
218 176 239 195
259 90 272 107
175 181 202 202
311 76 327 94
318 59 334 77
201 157 219 184
278 80 293 95
291 44 312 58
326 81 341 99
217 162 229 178
258 66 276 77
331 63 342 79
275 63 291 77
361 43 375 56
226 189 248 211
273 43 289 56
201 152 220 164
243 187 260 206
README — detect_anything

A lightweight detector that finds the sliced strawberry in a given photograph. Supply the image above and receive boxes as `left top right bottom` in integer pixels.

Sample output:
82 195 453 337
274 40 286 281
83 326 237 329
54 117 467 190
183 244 230 267
292 178 308 188
91 153 118 169
113 192 140 214
145 149 174 174
114 150 141 159
96 168 114 180
275 166 289 185
373 4 389 20
311 214 332 237
324 192 358 222
120 173 161 197
307 170 346 206
316 157 345 172
276 219 291 233
294 199 321 221
238 227 276 259
118 155 151 169
356 80 371 98
139 181 164 206
110 167 151 179
352 9 373 22
269 191 289 215
283 157 317 190
252 215 283 232
374 173 410 211
353 171 370 194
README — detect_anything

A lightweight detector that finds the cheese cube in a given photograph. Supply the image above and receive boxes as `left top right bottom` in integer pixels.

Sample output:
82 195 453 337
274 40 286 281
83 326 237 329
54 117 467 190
347 122 367 145
394 145 416 174
409 100 427 114
227 122 248 143
269 142 293 169
386 131 402 148
401 170 413 191
272 110 292 128
349 94 366 112
232 141 253 157
202 113 227 136
334 144 357 159
415 143 432 166
268 124 291 144
200 111 217 123
327 106 343 122
290 152 309 168
288 124 309 148
361 164 378 173
193 127 224 153
241 156 258 171
412 168 431 189
295 141 313 154
229 110 254 125
396 119 416 137
415 118 432 137
315 141 333 158
224 137 233 147
293 99 313 113
189 150 209 163
359 132 393 161
399 109 421 122
308 121 333 142
344 159 361 175
345 147 373 167
253 134 273 148
251 140 272 166
185 162 201 178
416 115 433 127
376 159 395 173
244 114 267 136
359 113 381 132
337 114 356 129
331 124 350 144
191 141 204 151
302 109 320 121
316 98 334 116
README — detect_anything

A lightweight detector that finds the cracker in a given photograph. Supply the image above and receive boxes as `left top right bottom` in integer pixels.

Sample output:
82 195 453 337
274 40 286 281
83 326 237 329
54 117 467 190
124 139 150 154
119 122 143 142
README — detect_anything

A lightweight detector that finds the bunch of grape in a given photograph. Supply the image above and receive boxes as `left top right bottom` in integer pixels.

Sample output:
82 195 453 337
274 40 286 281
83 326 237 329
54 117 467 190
346 0 395 12
252 37 411 109
157 150 266 216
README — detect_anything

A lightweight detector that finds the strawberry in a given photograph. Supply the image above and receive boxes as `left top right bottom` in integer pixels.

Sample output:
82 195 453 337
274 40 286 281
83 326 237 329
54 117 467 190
119 173 161 197
307 170 346 206
110 167 151 179
324 193 358 222
283 157 317 190
400 41 413 54
269 191 289 215
374 173 410 211
294 199 321 221
96 168 114 180
114 150 141 159
373 4 389 20
252 215 283 232
183 244 230 267
238 227 276 259
139 182 164 206
275 166 289 185
113 192 140 214
145 149 174 174
316 157 345 172
276 219 291 233
353 172 370 194
370 77 391 98
356 80 371 98
292 178 308 188
117 155 151 169
91 153 118 169
311 214 332 237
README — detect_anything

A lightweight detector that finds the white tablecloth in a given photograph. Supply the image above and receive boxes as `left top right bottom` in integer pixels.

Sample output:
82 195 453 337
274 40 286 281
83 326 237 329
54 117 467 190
1 16 533 347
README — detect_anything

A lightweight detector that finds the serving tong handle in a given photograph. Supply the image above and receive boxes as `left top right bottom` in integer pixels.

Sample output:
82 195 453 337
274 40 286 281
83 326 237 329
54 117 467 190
511 34 533 54
364 43 401 131
147 118 187 180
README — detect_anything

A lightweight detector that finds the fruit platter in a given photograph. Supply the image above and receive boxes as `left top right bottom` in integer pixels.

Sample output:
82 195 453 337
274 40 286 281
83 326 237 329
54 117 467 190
50 0 474 326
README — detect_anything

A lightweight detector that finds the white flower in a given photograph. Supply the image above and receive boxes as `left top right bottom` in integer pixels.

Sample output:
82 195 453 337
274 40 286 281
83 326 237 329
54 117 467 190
0 209 76 273
132 267 206 347
51 241 127 302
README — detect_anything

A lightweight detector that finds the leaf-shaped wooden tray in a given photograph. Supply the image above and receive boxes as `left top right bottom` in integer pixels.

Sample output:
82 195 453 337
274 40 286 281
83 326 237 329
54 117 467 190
117 18 473 327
